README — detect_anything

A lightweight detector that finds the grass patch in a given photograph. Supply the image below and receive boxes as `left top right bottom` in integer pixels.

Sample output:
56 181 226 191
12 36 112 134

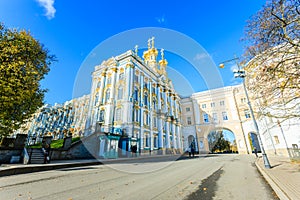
28 137 81 149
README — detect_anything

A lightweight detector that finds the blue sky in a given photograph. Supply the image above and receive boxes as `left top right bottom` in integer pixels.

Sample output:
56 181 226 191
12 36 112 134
0 0 265 105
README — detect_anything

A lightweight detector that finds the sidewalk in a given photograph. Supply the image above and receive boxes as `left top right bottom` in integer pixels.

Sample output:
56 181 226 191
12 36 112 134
0 159 102 177
255 155 300 200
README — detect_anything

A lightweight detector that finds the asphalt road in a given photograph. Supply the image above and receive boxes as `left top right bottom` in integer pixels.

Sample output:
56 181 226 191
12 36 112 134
0 154 278 200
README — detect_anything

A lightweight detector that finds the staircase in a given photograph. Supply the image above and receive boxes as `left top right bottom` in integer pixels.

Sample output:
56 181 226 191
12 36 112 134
28 148 45 164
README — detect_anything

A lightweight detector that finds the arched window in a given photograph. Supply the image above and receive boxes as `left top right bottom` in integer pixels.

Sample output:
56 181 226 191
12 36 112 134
134 87 139 101
119 72 124 80
153 98 157 110
99 109 105 122
134 109 139 122
144 111 149 125
97 80 101 88
105 89 110 103
117 86 123 100
94 94 99 106
107 77 112 84
144 92 148 106
134 73 139 83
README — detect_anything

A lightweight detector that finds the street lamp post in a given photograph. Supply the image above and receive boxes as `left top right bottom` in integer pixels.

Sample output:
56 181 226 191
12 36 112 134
220 57 271 168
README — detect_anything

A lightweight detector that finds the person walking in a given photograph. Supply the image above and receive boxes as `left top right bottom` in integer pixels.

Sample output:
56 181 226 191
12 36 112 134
254 147 258 158
43 144 51 164
191 141 195 158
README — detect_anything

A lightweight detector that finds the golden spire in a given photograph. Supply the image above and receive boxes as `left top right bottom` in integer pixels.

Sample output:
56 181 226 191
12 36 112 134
151 37 155 49
159 48 168 76
143 37 158 68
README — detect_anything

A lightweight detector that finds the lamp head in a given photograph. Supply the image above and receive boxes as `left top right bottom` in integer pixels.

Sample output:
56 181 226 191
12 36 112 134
219 63 225 69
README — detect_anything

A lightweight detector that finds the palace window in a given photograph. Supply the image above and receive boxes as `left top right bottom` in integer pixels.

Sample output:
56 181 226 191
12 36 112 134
274 135 280 144
203 114 209 123
144 92 148 106
144 112 149 125
211 102 215 107
105 89 110 103
222 111 228 120
187 117 192 125
152 86 155 93
94 94 99 106
186 107 191 112
119 72 124 80
134 109 139 122
99 110 105 122
154 135 158 148
117 86 123 100
212 113 218 122
144 82 148 89
153 98 157 110
241 97 247 103
220 101 225 106
202 104 206 109
145 134 150 147
107 77 112 84
153 117 157 128
134 88 139 101
244 109 251 119
115 108 122 121
97 80 101 88
134 73 139 83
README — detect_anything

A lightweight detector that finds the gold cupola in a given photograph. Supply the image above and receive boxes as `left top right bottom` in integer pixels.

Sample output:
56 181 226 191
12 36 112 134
143 37 158 69
158 48 168 76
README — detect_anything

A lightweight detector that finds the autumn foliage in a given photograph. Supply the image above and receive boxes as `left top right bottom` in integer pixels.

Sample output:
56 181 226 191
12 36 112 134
0 23 55 138
242 0 300 119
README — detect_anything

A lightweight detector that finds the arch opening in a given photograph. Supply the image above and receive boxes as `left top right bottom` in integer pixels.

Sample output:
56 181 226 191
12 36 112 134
248 132 261 153
207 129 237 153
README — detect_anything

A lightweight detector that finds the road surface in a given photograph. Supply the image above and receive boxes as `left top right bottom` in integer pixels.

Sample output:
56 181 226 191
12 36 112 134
0 154 278 200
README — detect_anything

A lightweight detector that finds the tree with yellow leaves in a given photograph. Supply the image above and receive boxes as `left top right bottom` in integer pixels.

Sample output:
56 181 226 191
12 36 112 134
0 23 55 138
242 0 300 119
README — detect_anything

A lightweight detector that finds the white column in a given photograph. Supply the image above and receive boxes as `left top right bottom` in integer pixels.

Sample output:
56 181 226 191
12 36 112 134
110 68 118 101
172 122 177 149
126 63 134 100
158 117 163 148
163 88 167 113
192 99 201 124
157 85 162 110
139 73 144 151
165 119 170 148
110 68 118 127
176 125 181 149
85 75 98 135
149 81 153 151
170 94 174 116
99 72 106 105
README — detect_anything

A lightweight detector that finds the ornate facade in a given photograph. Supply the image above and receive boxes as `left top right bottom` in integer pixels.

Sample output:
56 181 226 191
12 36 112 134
85 38 182 158
21 95 90 144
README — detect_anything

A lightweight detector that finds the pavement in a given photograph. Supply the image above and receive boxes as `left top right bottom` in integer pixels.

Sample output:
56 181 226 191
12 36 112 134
255 154 300 200
1 154 299 200
0 154 186 177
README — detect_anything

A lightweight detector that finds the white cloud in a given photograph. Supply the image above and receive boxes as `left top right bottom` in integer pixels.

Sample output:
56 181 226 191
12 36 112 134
230 64 239 72
36 0 56 19
193 53 209 61
156 15 166 24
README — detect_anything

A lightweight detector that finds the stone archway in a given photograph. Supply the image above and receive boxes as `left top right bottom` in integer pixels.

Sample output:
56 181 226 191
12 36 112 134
207 128 237 153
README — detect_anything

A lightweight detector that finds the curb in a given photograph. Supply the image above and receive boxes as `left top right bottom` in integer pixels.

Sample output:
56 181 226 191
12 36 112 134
255 159 290 200
0 161 102 177
0 154 187 177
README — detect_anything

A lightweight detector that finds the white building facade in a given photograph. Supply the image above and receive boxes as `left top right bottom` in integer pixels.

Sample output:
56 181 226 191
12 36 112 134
85 38 182 158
